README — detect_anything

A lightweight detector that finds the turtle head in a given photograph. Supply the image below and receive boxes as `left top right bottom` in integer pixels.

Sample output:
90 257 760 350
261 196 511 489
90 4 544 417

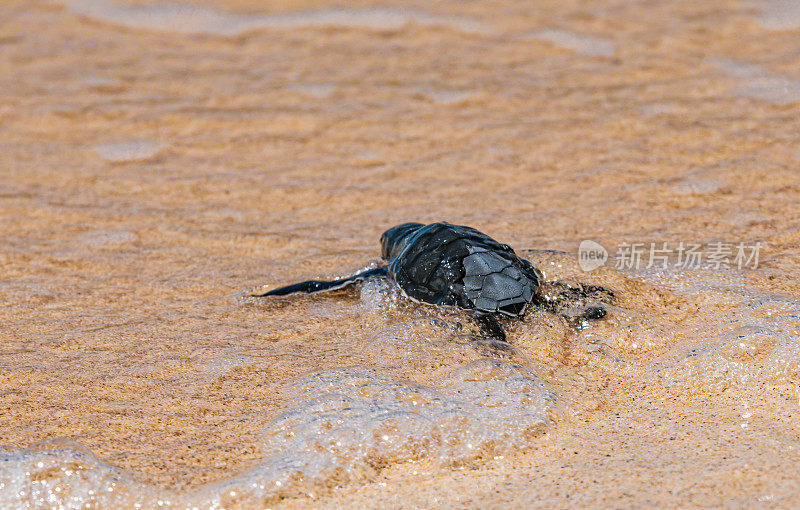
380 223 424 260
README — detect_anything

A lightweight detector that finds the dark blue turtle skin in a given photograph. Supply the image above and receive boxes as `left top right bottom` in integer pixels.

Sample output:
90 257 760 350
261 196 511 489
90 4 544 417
380 222 543 317
253 222 610 343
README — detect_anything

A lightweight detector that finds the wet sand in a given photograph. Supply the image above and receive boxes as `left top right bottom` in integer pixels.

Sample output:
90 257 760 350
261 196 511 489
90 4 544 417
2 0 800 507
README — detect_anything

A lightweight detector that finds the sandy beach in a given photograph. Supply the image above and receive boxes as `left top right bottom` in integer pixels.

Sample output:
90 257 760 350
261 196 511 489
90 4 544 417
2 0 800 507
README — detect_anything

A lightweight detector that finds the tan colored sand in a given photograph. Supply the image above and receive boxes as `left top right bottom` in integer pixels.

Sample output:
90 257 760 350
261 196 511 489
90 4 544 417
2 0 800 506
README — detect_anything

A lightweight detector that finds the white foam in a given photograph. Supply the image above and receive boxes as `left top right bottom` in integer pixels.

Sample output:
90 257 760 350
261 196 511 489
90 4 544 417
80 229 138 247
417 88 477 104
756 0 800 30
670 179 723 195
525 29 616 57
92 139 164 162
194 361 559 504
61 0 493 36
0 439 172 509
714 58 800 105
288 83 336 99
630 269 800 389
637 102 680 116
81 75 119 89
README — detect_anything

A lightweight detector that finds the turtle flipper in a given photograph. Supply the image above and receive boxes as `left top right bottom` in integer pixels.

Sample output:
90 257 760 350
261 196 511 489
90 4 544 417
251 266 388 297
537 281 614 326
474 313 507 342
470 313 515 357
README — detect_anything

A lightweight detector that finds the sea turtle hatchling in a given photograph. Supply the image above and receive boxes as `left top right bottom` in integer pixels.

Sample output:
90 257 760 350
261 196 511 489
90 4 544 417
252 222 614 343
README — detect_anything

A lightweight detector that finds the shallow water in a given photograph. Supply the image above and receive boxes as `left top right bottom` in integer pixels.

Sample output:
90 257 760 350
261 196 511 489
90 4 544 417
61 0 493 36
3 250 800 507
713 58 800 105
754 0 800 30
3 0 800 508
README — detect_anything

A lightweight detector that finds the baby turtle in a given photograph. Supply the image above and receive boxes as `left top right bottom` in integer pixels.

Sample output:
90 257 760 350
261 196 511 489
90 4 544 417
253 222 613 343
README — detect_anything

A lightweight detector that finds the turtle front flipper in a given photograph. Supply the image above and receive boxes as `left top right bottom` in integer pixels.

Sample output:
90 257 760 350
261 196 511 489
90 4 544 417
473 313 506 342
536 281 614 327
251 266 388 297
469 313 517 357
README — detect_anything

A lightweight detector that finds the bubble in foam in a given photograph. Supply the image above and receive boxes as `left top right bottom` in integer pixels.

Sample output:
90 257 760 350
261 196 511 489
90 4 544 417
716 326 784 360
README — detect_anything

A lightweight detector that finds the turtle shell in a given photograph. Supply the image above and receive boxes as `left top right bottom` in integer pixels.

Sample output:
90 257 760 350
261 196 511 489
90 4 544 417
385 222 541 316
